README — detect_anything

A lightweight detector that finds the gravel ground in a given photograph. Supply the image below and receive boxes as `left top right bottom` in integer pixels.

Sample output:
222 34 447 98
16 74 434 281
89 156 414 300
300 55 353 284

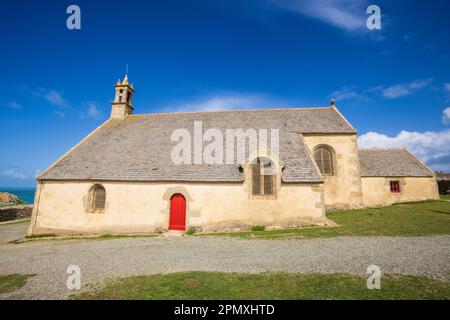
0 220 28 245
1 235 449 300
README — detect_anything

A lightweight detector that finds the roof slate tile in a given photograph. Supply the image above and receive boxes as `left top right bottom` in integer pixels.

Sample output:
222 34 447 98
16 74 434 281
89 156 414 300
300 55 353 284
39 107 355 182
359 148 434 177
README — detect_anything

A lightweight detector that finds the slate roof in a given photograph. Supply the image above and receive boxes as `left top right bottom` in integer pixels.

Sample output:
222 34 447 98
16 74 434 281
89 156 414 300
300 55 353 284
38 107 355 183
359 148 434 177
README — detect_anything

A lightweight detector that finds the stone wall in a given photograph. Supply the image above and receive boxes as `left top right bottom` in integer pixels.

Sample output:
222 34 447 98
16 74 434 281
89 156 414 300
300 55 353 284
361 177 439 207
29 179 326 235
0 205 33 222
302 133 363 210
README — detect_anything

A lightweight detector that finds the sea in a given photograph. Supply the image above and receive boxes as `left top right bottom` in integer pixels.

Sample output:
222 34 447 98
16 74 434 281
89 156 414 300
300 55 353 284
0 187 36 204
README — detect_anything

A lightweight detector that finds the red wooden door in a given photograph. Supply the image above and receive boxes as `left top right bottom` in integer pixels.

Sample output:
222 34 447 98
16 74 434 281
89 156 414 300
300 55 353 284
169 194 186 231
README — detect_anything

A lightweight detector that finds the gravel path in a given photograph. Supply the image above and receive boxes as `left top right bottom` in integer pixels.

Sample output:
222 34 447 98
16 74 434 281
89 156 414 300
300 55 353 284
1 235 449 299
0 220 28 245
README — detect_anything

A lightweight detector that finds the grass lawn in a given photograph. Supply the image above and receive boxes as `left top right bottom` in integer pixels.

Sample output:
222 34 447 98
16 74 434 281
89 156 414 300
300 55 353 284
0 274 34 294
199 200 450 239
73 272 450 300
441 194 450 200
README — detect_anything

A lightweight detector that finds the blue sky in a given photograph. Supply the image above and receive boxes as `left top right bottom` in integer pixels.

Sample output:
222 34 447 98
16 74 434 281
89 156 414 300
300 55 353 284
0 0 449 187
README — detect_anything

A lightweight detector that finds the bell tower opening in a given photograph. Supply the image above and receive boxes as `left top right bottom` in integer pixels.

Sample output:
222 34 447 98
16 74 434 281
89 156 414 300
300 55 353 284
111 74 134 119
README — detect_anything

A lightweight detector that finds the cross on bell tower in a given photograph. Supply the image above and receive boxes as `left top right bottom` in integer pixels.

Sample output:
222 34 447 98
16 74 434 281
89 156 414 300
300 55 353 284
111 73 134 119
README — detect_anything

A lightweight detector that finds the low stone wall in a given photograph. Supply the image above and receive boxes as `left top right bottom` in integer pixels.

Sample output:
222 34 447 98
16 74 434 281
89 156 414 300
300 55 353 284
437 180 450 195
0 205 33 222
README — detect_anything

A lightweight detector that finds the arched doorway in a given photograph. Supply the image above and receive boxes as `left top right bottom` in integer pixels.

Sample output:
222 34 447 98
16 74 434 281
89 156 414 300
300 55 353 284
169 193 186 231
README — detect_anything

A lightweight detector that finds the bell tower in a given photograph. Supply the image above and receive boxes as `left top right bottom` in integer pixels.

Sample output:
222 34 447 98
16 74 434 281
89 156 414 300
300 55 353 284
111 74 134 118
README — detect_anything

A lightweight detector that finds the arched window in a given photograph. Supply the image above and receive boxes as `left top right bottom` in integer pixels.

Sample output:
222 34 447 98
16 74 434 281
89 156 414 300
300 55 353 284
314 146 334 175
251 157 275 196
90 185 106 211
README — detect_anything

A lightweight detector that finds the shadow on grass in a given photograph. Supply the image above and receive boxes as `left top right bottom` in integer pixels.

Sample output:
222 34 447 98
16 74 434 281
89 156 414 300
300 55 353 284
0 274 35 294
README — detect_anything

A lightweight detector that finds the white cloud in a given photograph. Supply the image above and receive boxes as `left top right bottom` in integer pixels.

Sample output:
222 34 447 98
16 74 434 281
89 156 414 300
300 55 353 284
442 107 450 125
329 86 360 101
444 83 450 95
33 88 70 108
54 111 65 119
169 94 279 112
371 79 433 99
82 102 103 119
8 101 23 109
269 0 368 32
402 33 415 42
44 90 70 108
0 170 27 180
358 129 450 172
330 78 433 102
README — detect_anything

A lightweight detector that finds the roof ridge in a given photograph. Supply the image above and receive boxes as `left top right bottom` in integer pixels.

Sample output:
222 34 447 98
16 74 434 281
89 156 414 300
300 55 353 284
330 105 357 133
127 106 332 117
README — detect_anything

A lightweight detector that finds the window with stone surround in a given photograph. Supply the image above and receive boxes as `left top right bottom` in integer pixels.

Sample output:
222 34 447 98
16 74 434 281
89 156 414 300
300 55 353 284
390 181 401 193
88 184 106 212
314 145 334 176
251 157 275 197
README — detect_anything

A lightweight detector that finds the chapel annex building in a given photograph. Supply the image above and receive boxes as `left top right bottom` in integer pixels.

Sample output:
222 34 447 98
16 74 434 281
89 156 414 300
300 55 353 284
29 76 439 235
